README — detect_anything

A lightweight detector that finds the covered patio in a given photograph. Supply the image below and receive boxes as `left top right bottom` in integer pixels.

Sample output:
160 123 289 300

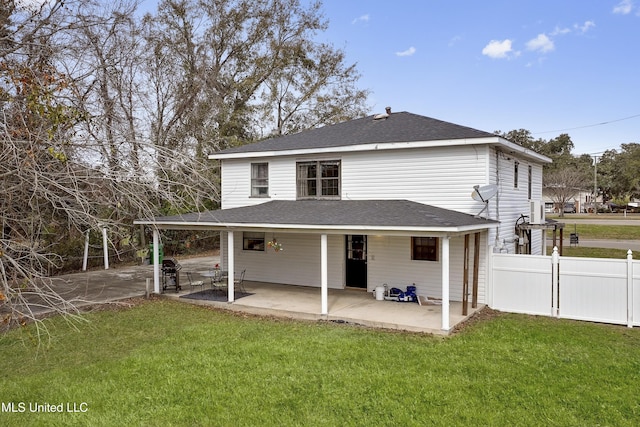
135 199 497 333
165 279 485 335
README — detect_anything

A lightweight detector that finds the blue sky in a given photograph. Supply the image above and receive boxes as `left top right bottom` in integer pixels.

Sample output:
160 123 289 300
314 0 640 155
140 0 640 155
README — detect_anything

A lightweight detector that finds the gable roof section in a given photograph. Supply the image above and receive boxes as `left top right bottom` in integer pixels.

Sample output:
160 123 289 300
209 111 551 163
135 200 498 234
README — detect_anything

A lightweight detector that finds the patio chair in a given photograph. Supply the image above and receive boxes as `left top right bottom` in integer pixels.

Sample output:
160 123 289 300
210 269 228 294
234 269 247 294
186 272 204 291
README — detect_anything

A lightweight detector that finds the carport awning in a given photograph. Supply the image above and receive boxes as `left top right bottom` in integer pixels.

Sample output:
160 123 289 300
135 200 498 235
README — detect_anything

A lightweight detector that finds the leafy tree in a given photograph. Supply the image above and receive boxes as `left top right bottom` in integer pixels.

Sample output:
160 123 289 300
598 143 640 200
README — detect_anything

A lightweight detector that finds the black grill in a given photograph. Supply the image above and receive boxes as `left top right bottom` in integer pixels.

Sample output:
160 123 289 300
161 258 182 292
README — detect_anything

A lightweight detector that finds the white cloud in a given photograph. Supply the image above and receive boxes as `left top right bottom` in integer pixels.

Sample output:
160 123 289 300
481 39 514 59
351 14 370 25
395 46 416 57
575 20 596 33
550 26 571 36
526 33 554 53
613 0 634 14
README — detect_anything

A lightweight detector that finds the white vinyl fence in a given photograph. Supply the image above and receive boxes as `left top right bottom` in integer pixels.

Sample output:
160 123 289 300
490 248 640 327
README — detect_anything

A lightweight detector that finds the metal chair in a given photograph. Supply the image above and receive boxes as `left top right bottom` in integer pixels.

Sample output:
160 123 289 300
210 269 228 293
234 269 247 294
186 272 204 291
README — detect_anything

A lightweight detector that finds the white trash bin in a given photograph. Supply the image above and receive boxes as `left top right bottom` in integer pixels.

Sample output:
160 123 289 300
375 286 385 301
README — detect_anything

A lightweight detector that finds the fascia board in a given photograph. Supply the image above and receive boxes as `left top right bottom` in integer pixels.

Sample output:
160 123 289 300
134 220 498 235
208 137 504 160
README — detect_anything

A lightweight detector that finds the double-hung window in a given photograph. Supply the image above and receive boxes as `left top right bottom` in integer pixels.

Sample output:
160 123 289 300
251 163 269 197
296 160 340 199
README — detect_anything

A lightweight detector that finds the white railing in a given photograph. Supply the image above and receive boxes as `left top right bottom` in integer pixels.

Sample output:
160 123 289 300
490 248 639 327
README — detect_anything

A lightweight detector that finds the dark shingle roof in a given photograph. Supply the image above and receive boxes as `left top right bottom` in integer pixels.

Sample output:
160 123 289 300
215 112 496 155
139 200 497 231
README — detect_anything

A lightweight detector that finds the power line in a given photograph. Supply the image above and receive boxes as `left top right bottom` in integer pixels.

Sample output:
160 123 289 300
532 113 640 135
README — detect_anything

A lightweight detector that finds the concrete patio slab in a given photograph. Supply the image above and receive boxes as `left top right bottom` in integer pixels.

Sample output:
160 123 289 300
165 279 483 335
26 254 481 335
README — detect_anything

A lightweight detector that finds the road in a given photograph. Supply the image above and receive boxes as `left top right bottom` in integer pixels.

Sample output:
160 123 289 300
550 215 640 226
545 215 640 250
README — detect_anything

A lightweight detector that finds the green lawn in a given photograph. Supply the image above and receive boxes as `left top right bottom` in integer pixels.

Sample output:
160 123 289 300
548 224 640 240
1 300 639 426
548 246 630 259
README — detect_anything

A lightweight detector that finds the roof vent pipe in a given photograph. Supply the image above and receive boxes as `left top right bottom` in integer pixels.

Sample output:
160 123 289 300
385 106 391 115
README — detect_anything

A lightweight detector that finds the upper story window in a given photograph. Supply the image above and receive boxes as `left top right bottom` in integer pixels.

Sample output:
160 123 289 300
514 161 519 189
251 163 269 197
296 160 340 199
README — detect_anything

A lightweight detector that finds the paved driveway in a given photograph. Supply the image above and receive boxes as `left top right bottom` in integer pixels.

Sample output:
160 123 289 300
29 255 219 315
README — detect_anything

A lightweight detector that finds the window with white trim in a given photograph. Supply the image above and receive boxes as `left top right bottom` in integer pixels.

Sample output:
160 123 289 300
251 163 269 197
296 160 340 199
411 237 439 261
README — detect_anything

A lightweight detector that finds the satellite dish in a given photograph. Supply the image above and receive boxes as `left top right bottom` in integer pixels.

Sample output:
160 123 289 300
471 184 498 218
471 184 498 202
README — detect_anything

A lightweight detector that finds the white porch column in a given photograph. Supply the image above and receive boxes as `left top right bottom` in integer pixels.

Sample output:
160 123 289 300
82 230 90 271
102 227 109 270
227 231 235 303
321 233 328 315
441 236 450 331
152 229 160 294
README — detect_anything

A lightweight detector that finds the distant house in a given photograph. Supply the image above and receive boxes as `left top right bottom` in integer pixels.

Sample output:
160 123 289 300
136 110 551 330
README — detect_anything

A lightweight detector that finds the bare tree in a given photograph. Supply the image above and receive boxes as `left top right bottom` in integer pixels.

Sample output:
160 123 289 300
543 168 589 217
144 0 369 147
1 0 370 337
1 1 218 335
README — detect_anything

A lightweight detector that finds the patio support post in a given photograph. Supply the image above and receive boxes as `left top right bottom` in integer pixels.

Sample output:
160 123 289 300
463 234 469 315
228 231 235 303
152 229 160 294
441 236 450 331
321 233 328 315
102 227 109 270
472 232 480 308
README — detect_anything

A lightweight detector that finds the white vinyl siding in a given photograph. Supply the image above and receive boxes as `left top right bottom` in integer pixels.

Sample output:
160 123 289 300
222 231 489 303
341 146 489 213
367 233 488 303
490 152 545 255
221 232 344 289
221 145 492 213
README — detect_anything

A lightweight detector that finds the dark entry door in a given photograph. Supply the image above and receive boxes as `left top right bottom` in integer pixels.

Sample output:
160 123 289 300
345 235 367 288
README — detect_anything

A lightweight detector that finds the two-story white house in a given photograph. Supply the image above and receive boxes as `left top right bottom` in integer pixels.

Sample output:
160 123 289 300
137 110 551 330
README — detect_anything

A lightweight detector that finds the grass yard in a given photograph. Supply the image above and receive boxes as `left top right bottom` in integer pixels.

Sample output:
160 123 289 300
548 224 640 240
548 246 630 259
1 299 639 426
